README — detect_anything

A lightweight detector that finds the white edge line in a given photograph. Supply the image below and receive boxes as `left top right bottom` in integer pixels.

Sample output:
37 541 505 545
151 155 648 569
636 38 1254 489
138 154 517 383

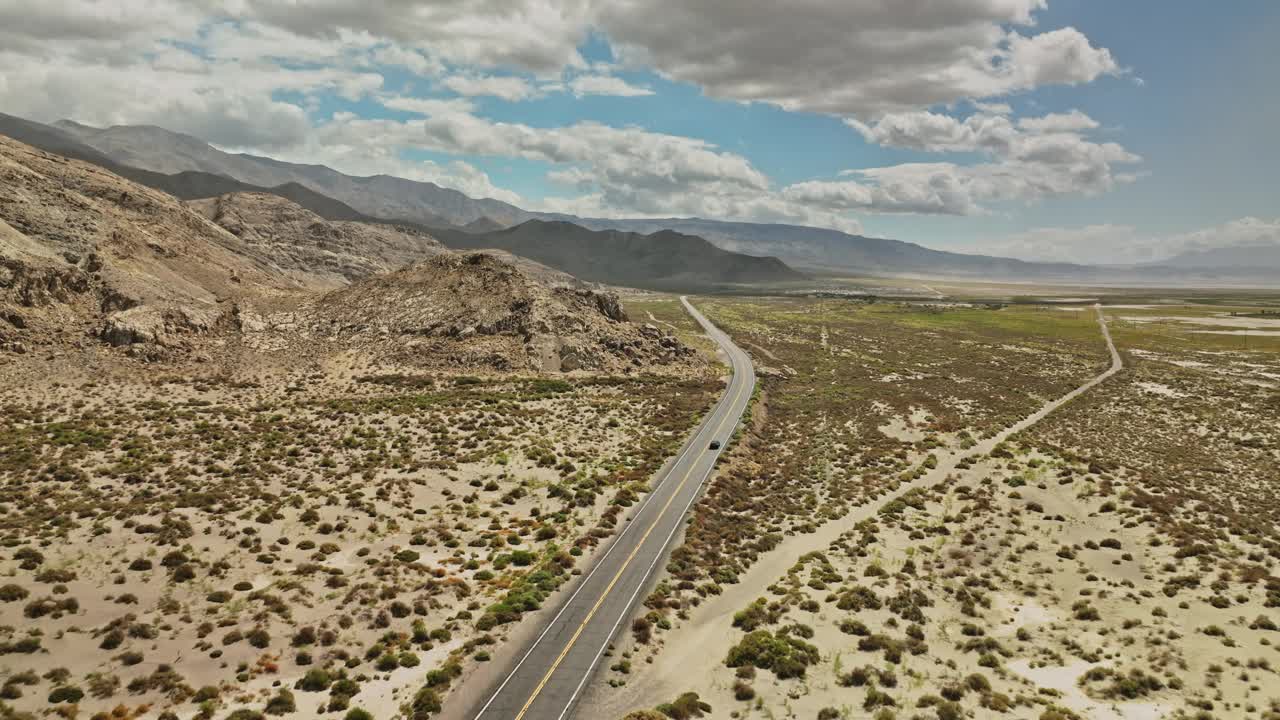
555 348 750 720
470 303 739 719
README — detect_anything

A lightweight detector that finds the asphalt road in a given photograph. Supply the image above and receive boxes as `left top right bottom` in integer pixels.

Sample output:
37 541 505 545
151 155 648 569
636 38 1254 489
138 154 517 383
466 296 755 720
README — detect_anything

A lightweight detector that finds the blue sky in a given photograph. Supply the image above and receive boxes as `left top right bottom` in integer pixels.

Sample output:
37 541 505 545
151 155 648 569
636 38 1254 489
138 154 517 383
2 0 1277 263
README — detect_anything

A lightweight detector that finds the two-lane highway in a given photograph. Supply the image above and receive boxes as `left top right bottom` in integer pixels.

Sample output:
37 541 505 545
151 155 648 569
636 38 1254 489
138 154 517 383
465 296 755 720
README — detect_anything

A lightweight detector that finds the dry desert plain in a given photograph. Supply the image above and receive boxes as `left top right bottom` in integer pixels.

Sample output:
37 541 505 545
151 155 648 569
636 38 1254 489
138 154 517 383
3 290 1280 720
586 294 1280 720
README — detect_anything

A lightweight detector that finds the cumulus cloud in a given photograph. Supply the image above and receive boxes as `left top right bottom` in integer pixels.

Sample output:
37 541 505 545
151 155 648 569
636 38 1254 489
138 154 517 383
972 218 1280 265
598 0 1120 117
317 107 860 229
237 0 592 75
405 112 770 194
442 74 538 102
812 108 1140 215
0 0 1134 227
2 1 1119 118
0 48 375 149
568 74 654 97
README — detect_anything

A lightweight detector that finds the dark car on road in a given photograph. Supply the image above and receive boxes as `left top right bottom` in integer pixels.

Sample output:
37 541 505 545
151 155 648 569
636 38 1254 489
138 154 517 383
709 440 721 450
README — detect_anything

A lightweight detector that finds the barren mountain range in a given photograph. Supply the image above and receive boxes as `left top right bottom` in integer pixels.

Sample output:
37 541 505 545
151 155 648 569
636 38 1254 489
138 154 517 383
0 133 693 373
4 113 1276 289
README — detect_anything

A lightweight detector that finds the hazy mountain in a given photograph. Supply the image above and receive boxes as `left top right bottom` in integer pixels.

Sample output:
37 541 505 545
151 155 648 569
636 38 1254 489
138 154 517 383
1151 244 1280 271
538 215 1100 279
18 115 1278 286
53 119 532 228
434 220 805 290
1 113 377 223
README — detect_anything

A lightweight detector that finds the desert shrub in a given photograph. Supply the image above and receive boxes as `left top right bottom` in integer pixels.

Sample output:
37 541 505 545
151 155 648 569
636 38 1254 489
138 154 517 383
724 630 820 679
99 629 125 650
0 584 28 602
35 568 76 583
247 628 271 649
292 626 317 646
118 651 144 666
410 687 441 719
632 617 652 644
296 669 331 692
86 672 119 699
1081 667 1164 700
1249 615 1278 631
936 701 963 720
864 688 896 710
965 673 991 692
839 619 870 636
193 686 221 702
655 691 710 720
48 686 84 703
265 689 296 715
836 585 881 611
732 598 773 631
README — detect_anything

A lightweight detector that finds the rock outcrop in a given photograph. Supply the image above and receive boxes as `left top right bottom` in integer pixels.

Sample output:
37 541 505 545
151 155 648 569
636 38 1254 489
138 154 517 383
287 252 691 372
188 192 448 286
0 133 697 374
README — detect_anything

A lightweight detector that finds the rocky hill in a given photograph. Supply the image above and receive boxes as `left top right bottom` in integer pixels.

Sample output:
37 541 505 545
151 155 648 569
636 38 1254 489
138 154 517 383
0 135 694 373
0 134 297 355
188 192 448 287
243 252 690 372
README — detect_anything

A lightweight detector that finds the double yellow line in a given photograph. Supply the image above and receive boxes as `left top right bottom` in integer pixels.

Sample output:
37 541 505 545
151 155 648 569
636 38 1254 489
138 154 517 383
510 351 748 720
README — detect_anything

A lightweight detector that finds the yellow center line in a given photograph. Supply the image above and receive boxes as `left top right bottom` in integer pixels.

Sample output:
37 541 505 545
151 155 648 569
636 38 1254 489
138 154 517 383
511 354 747 720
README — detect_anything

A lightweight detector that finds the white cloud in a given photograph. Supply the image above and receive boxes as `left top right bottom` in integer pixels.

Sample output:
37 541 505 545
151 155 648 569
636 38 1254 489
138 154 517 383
598 1 1120 117
568 75 654 97
846 111 1019 154
972 218 1280 265
304 109 862 230
0 48 379 149
406 113 770 194
442 74 538 102
0 0 1137 229
379 96 476 117
238 0 592 75
1016 109 1100 133
822 109 1140 215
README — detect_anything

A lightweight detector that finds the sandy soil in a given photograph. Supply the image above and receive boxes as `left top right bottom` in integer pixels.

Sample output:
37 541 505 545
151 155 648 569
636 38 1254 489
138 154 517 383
582 309 1135 720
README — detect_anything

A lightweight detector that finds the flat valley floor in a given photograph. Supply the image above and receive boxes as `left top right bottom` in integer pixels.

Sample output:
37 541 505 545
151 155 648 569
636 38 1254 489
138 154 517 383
587 295 1280 720
3 293 1280 720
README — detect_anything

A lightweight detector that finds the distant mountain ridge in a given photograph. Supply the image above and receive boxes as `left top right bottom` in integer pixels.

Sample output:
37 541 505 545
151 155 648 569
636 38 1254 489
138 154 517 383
52 119 533 228
1149 244 1280 271
540 215 1096 279
15 115 1280 286
433 220 806 290
1 114 801 291
23 116 1113 281
0 113 373 222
